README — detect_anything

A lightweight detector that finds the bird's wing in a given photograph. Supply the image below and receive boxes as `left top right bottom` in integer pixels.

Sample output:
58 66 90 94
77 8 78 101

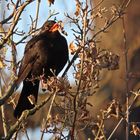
16 36 42 86
16 55 38 86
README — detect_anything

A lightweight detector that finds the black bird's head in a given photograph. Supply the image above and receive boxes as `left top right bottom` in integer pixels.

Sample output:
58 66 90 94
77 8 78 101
42 20 60 34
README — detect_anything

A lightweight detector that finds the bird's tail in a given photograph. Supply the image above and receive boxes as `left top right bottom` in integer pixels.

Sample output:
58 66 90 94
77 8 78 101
14 80 39 118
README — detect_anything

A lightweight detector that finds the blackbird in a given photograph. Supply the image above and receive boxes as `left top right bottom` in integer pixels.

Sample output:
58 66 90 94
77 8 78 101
14 20 68 118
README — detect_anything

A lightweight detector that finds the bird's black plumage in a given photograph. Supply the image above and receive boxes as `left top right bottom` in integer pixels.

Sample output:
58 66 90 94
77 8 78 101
14 20 68 118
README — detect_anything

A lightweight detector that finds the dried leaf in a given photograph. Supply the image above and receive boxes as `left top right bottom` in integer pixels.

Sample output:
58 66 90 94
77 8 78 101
110 4 118 15
28 95 36 105
0 58 6 69
69 42 77 54
130 124 140 136
7 94 17 109
97 51 120 70
105 100 124 119
0 60 4 69
87 102 93 107
75 0 80 16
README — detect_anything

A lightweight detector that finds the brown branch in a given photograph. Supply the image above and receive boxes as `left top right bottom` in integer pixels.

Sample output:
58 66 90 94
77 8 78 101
122 15 129 140
0 0 36 106
0 0 20 24
40 91 57 140
0 0 34 50
34 0 41 29
0 76 7 137
2 94 52 140
89 0 132 42
70 1 88 139
0 81 17 106
107 91 140 140
64 0 130 79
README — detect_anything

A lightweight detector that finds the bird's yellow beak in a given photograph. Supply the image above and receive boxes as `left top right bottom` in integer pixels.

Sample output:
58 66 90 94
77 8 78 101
49 23 60 32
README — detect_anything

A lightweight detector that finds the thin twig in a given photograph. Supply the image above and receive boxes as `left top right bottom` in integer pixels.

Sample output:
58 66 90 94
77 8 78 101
0 74 7 137
71 1 88 139
0 0 34 50
34 0 40 29
0 0 20 24
107 92 139 140
63 0 129 79
40 91 57 140
2 93 52 140
0 81 17 106
122 15 129 140
107 118 124 140
95 119 104 140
